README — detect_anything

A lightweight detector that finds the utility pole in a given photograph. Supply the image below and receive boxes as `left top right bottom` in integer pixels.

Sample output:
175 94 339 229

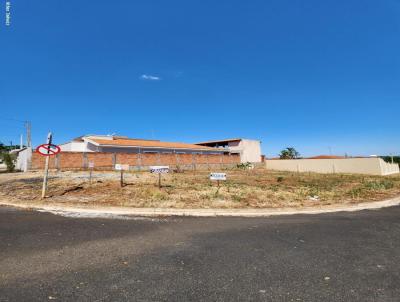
25 121 32 148
20 134 23 149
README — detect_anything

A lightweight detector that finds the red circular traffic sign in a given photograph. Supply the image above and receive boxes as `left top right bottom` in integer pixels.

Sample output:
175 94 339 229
36 144 61 156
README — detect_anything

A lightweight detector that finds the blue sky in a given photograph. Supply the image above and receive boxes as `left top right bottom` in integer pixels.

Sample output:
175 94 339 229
1 0 399 157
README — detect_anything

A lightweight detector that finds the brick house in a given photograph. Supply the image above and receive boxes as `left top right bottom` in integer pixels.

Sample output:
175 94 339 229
60 135 226 155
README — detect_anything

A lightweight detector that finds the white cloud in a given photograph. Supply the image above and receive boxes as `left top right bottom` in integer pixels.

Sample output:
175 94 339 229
140 74 161 81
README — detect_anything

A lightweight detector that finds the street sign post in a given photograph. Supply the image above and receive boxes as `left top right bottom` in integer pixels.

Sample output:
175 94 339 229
115 164 129 187
36 144 61 156
210 172 227 188
37 132 61 199
150 166 169 188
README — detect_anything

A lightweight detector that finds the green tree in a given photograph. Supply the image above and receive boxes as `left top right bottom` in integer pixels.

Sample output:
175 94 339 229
1 153 16 172
0 142 16 172
279 147 300 159
0 143 7 153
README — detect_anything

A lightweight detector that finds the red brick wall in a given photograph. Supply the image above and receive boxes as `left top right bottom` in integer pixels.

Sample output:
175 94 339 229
31 152 240 170
208 154 223 164
141 153 159 166
87 153 113 168
58 152 83 169
31 152 58 169
115 153 139 166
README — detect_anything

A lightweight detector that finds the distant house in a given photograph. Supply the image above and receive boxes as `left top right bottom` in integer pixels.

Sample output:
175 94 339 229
195 138 262 163
60 135 225 155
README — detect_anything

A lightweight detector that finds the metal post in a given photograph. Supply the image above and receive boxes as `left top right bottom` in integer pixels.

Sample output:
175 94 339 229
89 168 92 184
158 173 161 188
41 132 52 199
120 170 124 187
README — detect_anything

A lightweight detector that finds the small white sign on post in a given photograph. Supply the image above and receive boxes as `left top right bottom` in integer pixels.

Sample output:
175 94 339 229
115 164 129 187
88 162 95 169
150 166 169 188
210 173 226 181
210 172 226 188
150 166 170 174
115 164 130 171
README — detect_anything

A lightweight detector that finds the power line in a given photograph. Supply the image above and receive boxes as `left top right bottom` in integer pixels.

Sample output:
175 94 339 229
0 115 26 123
0 121 25 129
0 116 31 147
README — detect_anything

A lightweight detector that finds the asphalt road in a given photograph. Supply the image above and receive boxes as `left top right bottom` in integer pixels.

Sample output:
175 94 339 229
1 206 400 301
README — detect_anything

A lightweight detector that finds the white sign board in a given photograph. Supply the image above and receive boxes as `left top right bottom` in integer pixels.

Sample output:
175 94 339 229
210 173 226 181
150 166 170 174
88 162 95 168
115 164 130 171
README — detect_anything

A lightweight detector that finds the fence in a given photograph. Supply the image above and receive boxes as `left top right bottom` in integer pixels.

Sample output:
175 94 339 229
265 157 400 176
30 151 240 171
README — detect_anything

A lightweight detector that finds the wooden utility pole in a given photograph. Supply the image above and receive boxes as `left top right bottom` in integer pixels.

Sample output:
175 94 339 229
41 132 52 199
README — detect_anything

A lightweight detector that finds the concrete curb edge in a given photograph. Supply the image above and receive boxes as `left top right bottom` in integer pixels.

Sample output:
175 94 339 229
1 196 400 218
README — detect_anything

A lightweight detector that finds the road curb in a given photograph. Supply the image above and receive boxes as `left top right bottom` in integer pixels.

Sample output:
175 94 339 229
1 197 400 218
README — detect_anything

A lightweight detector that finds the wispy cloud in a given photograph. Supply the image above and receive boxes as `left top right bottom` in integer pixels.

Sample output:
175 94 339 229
140 74 161 81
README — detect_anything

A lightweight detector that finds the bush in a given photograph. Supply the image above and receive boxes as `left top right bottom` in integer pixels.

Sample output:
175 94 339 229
277 176 284 182
380 156 400 166
1 153 16 172
237 162 252 170
364 180 394 190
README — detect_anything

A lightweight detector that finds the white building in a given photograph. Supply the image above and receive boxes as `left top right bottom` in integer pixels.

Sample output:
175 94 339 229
195 138 262 163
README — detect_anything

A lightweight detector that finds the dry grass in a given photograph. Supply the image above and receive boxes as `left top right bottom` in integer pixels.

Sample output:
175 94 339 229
1 169 400 209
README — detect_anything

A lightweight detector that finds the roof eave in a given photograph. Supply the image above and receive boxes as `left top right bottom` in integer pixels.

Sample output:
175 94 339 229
95 144 223 152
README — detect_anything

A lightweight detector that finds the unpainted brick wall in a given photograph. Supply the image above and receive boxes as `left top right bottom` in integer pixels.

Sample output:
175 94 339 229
31 152 240 170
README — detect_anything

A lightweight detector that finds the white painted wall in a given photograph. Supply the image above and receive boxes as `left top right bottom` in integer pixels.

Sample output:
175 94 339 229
241 139 262 163
15 148 32 172
265 158 399 176
228 139 261 163
60 141 91 152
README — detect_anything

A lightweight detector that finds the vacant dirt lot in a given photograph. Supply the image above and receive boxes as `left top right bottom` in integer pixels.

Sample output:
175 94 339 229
1 169 400 208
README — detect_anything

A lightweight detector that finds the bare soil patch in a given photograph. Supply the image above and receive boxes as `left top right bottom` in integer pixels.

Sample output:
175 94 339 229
1 169 400 209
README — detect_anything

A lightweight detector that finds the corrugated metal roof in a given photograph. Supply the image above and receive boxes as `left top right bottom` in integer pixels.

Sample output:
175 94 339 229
89 138 220 151
196 138 243 145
